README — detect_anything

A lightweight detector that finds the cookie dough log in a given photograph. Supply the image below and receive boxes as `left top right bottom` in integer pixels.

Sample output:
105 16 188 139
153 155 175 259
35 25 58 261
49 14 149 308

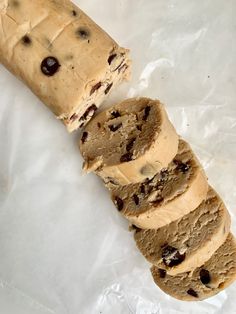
0 0 131 132
79 98 179 185
133 187 231 275
151 233 236 301
111 139 208 229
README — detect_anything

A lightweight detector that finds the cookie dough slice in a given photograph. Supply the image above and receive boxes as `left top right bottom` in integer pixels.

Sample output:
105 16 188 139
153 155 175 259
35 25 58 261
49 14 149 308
111 139 208 229
0 0 131 132
133 186 231 275
80 98 179 185
151 233 236 301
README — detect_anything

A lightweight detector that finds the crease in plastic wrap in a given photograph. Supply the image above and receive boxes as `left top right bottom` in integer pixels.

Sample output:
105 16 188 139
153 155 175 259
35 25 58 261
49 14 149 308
0 0 235 313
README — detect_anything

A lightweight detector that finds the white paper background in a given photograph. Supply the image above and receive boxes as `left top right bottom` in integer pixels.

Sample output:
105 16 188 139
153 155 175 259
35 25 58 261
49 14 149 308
0 0 236 313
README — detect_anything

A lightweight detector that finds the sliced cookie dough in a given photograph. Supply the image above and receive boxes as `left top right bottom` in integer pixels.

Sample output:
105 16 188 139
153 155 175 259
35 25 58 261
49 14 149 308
133 186 231 275
0 0 131 132
79 98 179 185
110 139 208 229
151 233 236 301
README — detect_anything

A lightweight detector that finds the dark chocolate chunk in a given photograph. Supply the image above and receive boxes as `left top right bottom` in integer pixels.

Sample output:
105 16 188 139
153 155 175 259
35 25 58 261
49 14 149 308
109 123 122 132
90 82 102 95
80 104 97 122
162 245 186 267
70 113 79 122
120 152 133 163
111 111 121 118
72 10 77 16
158 269 167 279
22 35 31 45
187 289 199 298
114 197 124 211
97 122 101 128
81 132 88 144
133 194 139 205
108 54 117 65
105 83 113 95
174 161 190 173
76 28 90 39
200 269 211 285
126 138 135 152
41 57 60 76
143 106 151 121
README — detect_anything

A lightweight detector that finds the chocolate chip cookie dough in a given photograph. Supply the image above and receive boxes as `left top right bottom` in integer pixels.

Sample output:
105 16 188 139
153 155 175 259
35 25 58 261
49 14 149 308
133 187 231 275
111 139 208 229
151 233 236 301
0 0 131 132
79 98 179 185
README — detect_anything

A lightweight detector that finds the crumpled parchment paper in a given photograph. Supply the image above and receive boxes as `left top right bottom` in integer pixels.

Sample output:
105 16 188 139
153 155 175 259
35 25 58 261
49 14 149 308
0 0 235 313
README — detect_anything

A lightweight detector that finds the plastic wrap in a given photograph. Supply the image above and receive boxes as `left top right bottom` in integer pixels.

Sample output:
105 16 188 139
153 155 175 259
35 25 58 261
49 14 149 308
0 0 235 313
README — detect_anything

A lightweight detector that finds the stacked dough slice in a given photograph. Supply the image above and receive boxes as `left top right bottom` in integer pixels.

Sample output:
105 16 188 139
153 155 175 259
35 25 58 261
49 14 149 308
80 97 236 301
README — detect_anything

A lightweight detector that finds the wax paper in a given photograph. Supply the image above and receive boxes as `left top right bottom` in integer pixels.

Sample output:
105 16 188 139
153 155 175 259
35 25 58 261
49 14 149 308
0 0 236 313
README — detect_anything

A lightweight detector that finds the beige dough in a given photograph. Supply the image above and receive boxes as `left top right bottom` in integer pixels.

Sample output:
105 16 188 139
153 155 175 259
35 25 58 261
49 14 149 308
0 0 130 132
151 233 236 301
79 98 179 185
110 139 208 229
133 186 231 275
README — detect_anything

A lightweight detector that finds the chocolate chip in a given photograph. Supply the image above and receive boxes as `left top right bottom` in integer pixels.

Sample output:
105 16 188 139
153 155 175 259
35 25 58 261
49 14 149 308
133 194 139 205
80 104 97 122
200 269 211 285
97 122 101 128
140 184 146 194
72 10 77 16
143 106 151 121
90 82 102 95
81 132 88 144
158 269 167 279
187 289 198 298
137 125 142 131
160 169 169 182
108 54 117 65
174 161 190 173
126 138 135 152
22 35 31 45
111 111 121 118
105 83 113 95
41 57 60 76
70 113 79 122
109 123 122 132
162 245 186 267
76 28 90 39
120 152 133 163
114 197 124 211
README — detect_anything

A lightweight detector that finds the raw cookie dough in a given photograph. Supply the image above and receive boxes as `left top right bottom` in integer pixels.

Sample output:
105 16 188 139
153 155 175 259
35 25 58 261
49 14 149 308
111 139 208 229
0 0 131 132
133 186 231 275
151 233 236 301
79 98 179 185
